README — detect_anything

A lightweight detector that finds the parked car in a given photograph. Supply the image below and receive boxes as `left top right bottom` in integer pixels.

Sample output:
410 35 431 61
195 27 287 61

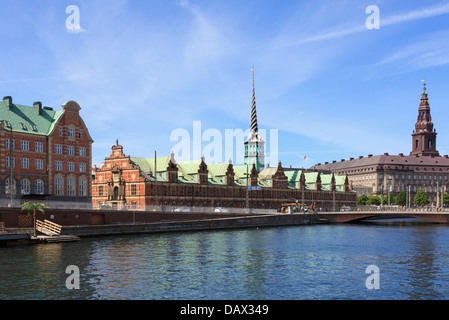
173 206 191 212
214 207 229 213
340 206 351 212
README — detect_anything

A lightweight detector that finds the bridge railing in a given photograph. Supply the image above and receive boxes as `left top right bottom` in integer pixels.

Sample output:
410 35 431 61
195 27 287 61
338 205 449 213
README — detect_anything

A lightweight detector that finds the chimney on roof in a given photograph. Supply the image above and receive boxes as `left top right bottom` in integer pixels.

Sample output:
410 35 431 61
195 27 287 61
350 158 354 161
33 101 42 115
384 153 389 156
3 96 12 108
341 159 345 162
368 154 373 158
359 156 363 159
444 155 448 159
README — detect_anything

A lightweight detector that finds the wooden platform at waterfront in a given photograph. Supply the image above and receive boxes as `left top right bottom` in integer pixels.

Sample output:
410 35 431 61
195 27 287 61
32 235 81 243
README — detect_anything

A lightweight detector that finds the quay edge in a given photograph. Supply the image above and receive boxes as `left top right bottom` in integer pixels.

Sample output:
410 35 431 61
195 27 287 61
61 214 328 237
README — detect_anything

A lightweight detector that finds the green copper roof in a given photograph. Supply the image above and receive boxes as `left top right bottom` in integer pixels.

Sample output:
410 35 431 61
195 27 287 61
128 155 348 191
0 99 64 135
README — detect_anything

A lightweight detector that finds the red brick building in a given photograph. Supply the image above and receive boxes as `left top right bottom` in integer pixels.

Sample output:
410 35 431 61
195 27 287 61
92 143 355 211
0 96 93 203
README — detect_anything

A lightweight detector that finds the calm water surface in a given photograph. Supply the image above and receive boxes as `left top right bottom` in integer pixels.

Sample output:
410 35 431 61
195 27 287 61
1 221 449 300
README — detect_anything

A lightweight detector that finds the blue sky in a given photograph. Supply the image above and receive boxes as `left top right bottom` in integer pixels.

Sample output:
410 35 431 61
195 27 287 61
1 0 449 169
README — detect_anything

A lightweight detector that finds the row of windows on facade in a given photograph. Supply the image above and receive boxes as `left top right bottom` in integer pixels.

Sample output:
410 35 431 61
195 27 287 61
59 127 83 139
3 177 88 196
6 139 87 156
379 174 449 181
353 174 449 182
6 158 87 172
379 183 444 194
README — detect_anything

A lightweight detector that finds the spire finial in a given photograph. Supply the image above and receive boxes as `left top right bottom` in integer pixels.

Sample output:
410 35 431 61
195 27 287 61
421 78 428 97
251 67 255 86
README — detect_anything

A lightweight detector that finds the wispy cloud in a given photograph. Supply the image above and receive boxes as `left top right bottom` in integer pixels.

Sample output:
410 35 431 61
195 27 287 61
276 2 449 48
382 2 449 26
376 28 449 72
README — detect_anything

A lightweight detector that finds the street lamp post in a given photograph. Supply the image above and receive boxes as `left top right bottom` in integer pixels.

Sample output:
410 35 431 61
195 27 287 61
408 185 411 208
9 126 14 207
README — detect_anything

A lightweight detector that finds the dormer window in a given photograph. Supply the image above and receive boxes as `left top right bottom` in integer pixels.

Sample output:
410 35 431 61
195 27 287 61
4 121 11 128
31 125 37 131
20 123 27 130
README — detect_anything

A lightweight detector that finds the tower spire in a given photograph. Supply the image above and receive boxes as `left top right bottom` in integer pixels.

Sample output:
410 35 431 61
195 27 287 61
410 79 439 157
245 67 265 172
250 67 258 133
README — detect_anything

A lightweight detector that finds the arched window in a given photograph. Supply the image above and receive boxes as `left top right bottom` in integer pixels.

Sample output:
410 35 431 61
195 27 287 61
35 179 45 194
415 140 419 149
113 187 119 200
21 179 31 195
428 139 432 149
5 178 16 195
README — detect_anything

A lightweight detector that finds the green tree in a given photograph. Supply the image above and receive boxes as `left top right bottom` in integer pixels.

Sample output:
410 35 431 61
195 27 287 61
21 202 49 237
414 190 430 206
441 193 449 205
383 194 395 205
395 191 407 206
357 194 369 205
366 195 381 206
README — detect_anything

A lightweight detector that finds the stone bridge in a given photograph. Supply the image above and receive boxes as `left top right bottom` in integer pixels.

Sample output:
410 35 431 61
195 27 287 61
318 211 449 224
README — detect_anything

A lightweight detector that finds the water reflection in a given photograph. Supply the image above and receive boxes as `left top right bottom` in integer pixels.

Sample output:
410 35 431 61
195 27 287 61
2 223 449 299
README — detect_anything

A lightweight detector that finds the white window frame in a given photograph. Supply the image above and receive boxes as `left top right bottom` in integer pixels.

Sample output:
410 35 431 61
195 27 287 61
6 139 14 150
67 178 76 196
35 142 43 153
6 157 15 168
35 179 45 195
55 176 64 195
21 140 29 151
21 158 30 169
55 160 63 171
68 128 75 138
35 159 44 170
21 179 31 195
79 178 87 196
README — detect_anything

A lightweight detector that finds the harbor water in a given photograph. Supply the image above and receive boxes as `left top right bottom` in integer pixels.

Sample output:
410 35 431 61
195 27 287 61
1 219 449 300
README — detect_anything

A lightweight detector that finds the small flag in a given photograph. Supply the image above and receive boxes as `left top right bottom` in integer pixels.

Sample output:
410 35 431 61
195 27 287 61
304 155 307 160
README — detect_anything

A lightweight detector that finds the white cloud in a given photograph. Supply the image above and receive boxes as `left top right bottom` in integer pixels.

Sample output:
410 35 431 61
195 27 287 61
377 29 449 72
275 2 449 49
